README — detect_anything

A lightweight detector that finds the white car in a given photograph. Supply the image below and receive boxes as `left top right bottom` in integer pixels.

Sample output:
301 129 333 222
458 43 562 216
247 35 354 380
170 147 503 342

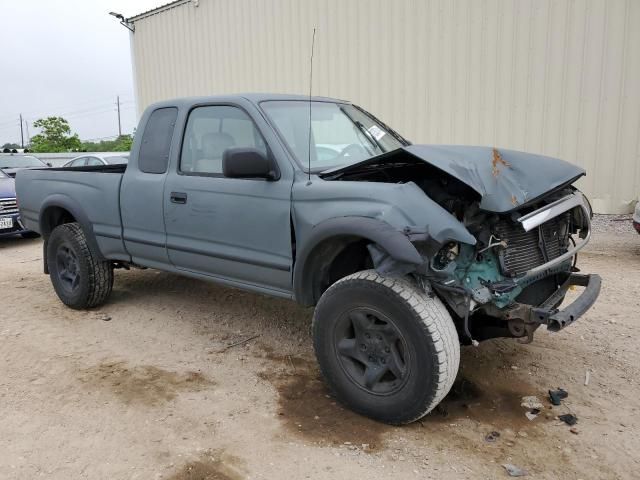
63 154 129 168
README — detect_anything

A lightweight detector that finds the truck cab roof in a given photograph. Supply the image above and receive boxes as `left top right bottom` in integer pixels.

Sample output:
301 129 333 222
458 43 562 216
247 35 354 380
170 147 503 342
146 93 350 110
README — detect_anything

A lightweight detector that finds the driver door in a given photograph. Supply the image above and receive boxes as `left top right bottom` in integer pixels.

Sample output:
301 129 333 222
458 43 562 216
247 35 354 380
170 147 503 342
163 104 294 294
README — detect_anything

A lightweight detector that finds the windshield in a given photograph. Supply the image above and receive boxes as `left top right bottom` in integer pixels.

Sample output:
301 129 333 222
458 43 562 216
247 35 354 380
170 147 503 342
0 155 45 169
105 156 129 165
260 101 405 171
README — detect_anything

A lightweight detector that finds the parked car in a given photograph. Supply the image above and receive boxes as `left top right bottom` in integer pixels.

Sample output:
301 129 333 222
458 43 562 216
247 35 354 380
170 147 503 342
0 153 50 177
633 201 640 234
62 154 129 168
15 94 601 424
0 168 38 238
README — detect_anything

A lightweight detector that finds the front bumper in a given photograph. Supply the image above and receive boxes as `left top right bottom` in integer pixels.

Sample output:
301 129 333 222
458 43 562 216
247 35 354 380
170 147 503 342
531 273 602 332
0 213 31 238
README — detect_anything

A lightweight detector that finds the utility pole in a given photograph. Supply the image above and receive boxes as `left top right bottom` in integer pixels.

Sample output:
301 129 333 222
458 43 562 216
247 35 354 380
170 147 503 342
19 114 24 148
116 96 122 137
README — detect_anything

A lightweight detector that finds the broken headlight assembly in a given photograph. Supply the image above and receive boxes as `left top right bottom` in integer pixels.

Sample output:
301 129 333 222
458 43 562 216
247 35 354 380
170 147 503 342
432 242 459 270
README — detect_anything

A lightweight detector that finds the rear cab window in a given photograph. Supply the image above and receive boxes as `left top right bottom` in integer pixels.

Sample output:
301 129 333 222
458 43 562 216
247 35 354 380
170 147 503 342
139 107 178 174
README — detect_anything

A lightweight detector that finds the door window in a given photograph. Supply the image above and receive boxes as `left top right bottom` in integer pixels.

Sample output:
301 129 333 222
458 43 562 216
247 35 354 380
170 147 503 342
86 157 103 166
70 157 87 167
139 107 178 174
180 105 267 175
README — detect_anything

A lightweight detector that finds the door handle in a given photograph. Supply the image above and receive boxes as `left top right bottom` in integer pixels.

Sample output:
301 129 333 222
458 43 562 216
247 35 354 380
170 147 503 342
170 192 188 204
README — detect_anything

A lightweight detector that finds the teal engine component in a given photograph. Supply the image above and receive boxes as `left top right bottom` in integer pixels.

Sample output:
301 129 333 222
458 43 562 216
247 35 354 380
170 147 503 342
453 244 522 308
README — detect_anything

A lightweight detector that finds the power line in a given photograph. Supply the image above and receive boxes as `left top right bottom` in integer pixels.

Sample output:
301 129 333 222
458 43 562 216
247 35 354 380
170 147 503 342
0 95 135 123
0 103 136 131
0 106 137 143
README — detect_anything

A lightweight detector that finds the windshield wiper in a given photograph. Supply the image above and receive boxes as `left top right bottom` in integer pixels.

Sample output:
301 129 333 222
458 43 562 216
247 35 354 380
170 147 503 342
351 104 411 146
356 120 384 153
339 107 385 154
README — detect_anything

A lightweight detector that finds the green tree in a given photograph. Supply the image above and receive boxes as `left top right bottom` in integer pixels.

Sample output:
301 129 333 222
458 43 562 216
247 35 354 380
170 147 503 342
30 117 81 153
80 134 133 152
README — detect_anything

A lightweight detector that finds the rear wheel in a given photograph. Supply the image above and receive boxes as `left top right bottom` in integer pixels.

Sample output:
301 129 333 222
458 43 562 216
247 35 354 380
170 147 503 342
47 222 113 309
312 270 460 424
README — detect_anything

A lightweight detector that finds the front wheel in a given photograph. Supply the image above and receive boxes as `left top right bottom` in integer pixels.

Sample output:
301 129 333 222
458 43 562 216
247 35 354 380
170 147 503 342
47 222 113 309
312 270 460 424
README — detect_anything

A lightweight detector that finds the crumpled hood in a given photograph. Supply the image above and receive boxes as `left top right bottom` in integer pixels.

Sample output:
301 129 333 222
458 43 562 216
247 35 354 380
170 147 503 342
324 145 585 213
0 176 16 199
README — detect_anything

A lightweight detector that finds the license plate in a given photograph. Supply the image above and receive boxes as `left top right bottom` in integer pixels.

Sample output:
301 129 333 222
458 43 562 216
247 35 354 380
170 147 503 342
0 216 13 230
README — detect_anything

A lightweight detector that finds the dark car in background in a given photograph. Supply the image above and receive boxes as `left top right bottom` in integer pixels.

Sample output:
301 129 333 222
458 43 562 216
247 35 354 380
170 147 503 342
0 168 37 238
0 154 50 178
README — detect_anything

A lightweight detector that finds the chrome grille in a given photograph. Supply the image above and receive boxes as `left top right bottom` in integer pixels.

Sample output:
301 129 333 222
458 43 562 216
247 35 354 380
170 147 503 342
494 214 569 277
0 197 18 216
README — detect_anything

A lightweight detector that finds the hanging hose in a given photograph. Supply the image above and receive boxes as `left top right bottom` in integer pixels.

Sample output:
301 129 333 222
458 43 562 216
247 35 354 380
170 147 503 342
433 283 478 346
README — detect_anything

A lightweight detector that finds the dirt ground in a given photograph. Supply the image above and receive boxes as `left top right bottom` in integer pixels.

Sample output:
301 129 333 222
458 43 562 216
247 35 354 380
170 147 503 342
1 218 639 479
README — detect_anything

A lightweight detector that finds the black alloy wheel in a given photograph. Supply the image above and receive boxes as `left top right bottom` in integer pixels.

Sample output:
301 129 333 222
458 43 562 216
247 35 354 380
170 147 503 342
334 307 410 395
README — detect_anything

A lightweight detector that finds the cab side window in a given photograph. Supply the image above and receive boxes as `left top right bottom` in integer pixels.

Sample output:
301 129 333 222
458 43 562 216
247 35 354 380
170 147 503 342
180 105 267 175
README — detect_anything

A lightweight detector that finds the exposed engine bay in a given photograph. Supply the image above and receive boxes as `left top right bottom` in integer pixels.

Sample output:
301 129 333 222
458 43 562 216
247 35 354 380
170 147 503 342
321 148 598 344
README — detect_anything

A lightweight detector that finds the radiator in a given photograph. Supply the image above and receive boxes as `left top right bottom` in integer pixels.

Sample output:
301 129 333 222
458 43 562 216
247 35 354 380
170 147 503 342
494 213 570 277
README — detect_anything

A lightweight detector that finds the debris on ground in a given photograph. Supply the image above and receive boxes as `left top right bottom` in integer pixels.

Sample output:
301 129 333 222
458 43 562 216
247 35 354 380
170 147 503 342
216 334 261 353
485 431 500 443
570 427 579 435
549 388 568 406
585 370 591 386
521 396 544 410
525 408 540 421
99 315 111 322
558 413 578 426
502 463 529 477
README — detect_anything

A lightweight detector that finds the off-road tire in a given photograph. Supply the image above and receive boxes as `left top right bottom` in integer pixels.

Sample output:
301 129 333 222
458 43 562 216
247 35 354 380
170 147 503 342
312 270 460 424
47 222 113 309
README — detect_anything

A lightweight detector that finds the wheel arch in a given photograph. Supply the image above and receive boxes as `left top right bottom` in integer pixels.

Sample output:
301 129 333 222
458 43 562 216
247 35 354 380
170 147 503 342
39 195 105 273
293 217 424 306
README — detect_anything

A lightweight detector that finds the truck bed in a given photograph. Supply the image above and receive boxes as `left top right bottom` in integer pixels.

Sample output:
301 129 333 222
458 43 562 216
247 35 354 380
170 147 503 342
16 166 128 259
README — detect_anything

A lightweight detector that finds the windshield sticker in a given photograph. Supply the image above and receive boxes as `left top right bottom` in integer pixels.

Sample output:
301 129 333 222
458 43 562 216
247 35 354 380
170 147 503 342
367 125 386 141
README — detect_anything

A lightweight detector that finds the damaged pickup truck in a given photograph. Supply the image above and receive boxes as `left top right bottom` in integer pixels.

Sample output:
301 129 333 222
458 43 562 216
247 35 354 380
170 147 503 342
16 94 601 424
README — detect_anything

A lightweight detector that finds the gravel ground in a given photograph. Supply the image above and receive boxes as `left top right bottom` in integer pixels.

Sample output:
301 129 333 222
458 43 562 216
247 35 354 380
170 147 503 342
0 218 639 479
590 214 635 234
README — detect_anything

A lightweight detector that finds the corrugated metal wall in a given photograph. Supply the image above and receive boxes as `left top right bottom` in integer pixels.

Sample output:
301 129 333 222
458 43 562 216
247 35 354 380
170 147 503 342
130 0 640 213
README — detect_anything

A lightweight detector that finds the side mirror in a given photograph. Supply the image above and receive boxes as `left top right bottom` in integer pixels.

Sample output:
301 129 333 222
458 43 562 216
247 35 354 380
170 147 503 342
46 162 53 167
222 148 278 180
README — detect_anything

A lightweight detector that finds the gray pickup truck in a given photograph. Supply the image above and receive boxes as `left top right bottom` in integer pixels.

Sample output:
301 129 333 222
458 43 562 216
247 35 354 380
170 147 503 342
16 94 600 424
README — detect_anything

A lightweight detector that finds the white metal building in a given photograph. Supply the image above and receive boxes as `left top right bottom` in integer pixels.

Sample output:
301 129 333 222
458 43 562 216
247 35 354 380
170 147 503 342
128 0 640 214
